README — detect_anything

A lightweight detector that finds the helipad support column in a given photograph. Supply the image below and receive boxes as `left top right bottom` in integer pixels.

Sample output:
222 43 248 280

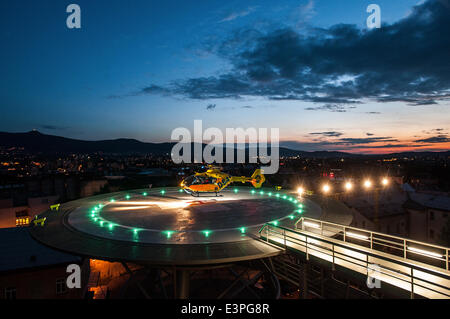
176 269 190 299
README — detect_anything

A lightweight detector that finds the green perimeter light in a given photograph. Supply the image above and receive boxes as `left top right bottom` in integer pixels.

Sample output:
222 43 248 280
251 190 255 194
272 220 279 226
234 188 238 193
110 198 115 203
275 194 280 198
179 189 183 193
268 192 272 196
165 231 173 238
108 223 114 230
133 228 140 234
240 227 246 234
125 195 131 200
161 190 166 195
99 220 104 227
289 215 295 220
203 230 211 237
142 192 148 196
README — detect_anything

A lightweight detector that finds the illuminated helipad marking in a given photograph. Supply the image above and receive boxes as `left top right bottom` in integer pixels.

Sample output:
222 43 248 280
67 187 321 244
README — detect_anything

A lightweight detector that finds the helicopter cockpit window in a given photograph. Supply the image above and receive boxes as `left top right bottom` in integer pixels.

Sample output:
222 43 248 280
183 175 195 186
184 176 218 186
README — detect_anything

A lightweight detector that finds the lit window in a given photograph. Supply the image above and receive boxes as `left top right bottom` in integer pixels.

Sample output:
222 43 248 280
15 210 29 227
15 217 30 227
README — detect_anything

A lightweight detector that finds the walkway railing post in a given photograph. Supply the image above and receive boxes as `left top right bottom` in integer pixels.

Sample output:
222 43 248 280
370 232 373 249
446 249 449 271
403 240 407 259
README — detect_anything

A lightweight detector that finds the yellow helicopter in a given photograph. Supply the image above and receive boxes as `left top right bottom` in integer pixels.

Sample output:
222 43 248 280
180 166 265 196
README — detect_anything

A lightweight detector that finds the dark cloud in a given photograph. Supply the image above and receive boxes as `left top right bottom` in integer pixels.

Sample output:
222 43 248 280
206 103 217 111
40 125 67 131
241 105 254 109
357 143 429 149
336 137 399 145
309 131 343 137
366 112 381 114
137 0 450 108
366 133 374 136
305 104 351 112
414 134 450 143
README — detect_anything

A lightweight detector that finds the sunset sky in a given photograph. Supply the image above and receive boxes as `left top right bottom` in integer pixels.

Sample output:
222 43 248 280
1 0 449 153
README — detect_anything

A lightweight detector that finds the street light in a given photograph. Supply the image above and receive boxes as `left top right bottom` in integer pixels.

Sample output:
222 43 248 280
364 180 372 189
382 178 389 186
297 187 305 196
322 184 331 193
345 182 353 191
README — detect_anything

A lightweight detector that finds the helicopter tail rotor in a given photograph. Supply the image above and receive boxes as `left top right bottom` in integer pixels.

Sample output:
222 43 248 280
250 169 265 188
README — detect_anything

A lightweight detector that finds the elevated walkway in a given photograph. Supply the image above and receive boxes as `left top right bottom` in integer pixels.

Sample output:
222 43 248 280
259 217 450 299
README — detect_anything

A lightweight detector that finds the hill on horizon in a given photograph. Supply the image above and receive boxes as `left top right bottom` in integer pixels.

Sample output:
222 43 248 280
0 130 448 159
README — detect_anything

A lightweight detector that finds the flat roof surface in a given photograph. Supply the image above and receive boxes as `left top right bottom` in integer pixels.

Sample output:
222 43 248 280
0 227 81 273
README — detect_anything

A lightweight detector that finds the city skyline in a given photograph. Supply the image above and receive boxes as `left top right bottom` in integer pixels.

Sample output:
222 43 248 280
1 0 449 154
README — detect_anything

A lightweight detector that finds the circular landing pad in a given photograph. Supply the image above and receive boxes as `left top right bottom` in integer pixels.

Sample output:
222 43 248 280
29 187 332 266
68 187 311 244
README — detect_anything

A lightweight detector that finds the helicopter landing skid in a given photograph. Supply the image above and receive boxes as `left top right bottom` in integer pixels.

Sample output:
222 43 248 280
184 189 222 197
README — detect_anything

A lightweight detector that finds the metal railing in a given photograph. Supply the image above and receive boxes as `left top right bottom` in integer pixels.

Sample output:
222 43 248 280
294 217 450 271
259 219 450 299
